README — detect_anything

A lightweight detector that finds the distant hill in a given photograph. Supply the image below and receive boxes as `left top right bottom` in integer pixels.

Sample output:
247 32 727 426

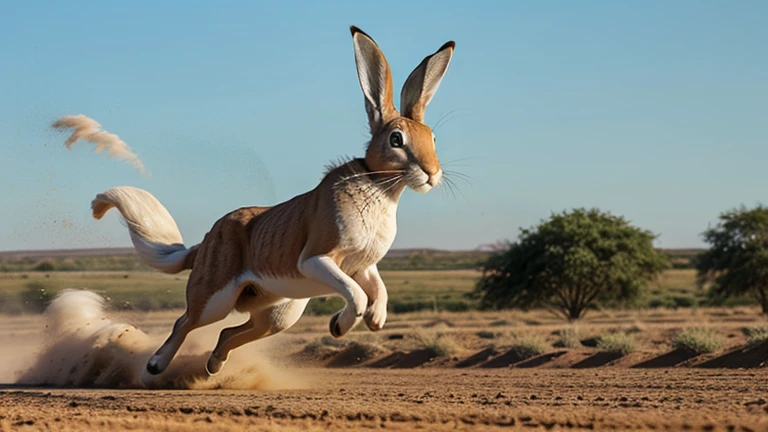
0 247 136 259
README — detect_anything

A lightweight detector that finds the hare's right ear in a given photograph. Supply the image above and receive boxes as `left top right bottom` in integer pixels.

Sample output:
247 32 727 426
400 41 455 123
350 26 398 134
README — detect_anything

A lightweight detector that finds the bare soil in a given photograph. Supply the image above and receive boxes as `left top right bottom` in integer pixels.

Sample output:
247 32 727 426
3 369 768 431
3 306 768 431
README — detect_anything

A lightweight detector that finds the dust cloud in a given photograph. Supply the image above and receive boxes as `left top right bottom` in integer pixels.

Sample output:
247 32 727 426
14 289 305 390
51 115 147 175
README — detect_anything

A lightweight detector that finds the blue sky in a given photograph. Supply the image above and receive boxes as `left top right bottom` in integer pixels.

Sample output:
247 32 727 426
1 1 766 251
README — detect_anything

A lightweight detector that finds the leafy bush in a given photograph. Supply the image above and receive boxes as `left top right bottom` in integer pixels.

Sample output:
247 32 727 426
32 261 56 272
697 205 768 314
672 327 724 354
475 208 669 320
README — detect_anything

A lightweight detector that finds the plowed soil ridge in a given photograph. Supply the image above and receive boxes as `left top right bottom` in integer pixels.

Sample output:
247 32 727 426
316 343 768 370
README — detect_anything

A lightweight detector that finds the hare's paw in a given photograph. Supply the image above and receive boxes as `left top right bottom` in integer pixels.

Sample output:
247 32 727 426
206 352 228 376
329 307 363 338
364 301 387 331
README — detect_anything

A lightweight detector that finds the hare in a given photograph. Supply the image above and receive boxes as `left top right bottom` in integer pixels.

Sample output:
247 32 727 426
91 26 455 377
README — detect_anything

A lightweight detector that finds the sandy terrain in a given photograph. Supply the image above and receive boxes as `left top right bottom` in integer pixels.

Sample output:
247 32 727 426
3 369 768 431
2 292 768 431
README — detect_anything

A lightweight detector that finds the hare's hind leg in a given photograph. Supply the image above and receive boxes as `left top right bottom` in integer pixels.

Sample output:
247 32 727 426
206 298 309 375
146 275 245 375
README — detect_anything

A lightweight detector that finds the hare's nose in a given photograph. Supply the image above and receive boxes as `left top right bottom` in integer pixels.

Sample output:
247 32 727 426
427 169 443 187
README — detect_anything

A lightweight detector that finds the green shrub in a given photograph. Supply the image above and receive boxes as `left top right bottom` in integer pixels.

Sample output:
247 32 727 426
32 261 56 272
672 327 724 354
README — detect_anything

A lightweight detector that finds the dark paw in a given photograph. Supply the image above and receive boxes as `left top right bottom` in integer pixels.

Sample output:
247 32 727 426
365 320 382 332
146 361 161 375
206 356 223 376
329 312 343 338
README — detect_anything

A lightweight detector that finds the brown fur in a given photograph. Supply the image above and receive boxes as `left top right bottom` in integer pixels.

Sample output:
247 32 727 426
183 159 402 322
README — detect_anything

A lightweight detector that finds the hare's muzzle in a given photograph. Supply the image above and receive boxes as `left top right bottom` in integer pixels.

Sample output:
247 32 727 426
427 169 443 188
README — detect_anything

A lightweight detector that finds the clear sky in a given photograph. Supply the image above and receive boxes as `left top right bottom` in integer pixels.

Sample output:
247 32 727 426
1 1 766 251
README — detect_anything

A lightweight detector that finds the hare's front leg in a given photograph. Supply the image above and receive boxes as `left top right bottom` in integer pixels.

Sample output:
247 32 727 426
353 265 388 331
299 255 367 337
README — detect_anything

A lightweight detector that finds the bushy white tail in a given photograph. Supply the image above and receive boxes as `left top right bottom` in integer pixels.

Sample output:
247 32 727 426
92 186 197 273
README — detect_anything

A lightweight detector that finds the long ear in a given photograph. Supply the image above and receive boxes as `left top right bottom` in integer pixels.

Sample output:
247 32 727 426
400 41 455 122
350 26 398 134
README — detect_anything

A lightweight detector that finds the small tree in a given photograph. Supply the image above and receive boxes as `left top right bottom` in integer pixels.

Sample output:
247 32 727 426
697 205 768 314
475 208 668 320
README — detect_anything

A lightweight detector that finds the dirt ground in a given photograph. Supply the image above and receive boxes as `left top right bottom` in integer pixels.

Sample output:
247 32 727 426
2 303 768 431
3 369 768 431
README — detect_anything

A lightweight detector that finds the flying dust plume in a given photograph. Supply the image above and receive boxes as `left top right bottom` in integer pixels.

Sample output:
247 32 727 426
15 289 305 390
51 115 147 175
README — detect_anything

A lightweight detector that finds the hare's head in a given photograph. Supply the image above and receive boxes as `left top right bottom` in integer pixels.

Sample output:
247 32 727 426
350 26 454 194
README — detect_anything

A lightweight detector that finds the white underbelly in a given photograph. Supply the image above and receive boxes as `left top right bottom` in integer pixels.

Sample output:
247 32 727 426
253 275 337 299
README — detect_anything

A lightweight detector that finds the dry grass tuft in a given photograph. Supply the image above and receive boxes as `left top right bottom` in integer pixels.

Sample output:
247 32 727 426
672 327 724 354
597 332 636 355
409 330 459 357
743 325 768 347
554 326 583 349
509 335 547 359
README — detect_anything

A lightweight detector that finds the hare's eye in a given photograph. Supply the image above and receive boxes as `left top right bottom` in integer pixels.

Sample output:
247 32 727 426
389 131 404 148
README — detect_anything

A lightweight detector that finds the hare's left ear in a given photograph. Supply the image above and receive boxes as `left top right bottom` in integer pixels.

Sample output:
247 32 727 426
400 41 455 123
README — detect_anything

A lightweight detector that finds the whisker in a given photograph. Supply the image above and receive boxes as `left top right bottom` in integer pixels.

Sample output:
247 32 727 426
360 173 403 200
444 170 481 187
441 156 483 167
432 108 468 132
443 176 469 203
360 176 403 214
442 177 457 200
432 109 460 130
371 175 403 189
335 170 405 187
